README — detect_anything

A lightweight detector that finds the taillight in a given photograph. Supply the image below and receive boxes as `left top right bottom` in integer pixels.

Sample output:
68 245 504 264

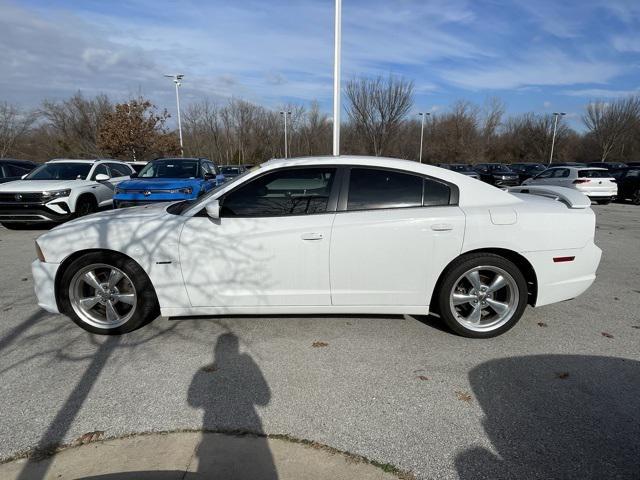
573 179 589 184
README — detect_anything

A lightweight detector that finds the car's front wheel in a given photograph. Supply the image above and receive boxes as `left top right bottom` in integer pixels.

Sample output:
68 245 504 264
595 198 612 205
59 252 159 334
436 253 528 338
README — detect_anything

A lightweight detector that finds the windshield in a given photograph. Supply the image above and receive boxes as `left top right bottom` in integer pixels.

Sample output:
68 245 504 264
221 166 243 175
139 159 200 178
490 165 514 173
449 164 472 172
25 162 92 180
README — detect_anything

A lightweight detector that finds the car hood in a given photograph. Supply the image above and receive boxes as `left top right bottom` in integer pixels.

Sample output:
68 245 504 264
0 179 88 192
118 178 202 190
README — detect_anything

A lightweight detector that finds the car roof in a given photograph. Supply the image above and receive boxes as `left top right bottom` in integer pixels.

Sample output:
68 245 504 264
47 158 126 164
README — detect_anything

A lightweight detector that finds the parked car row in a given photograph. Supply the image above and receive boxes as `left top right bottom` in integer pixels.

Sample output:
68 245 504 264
437 161 640 206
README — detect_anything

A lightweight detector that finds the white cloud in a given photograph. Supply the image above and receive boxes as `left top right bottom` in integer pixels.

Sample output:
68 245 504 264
562 87 640 98
441 50 624 90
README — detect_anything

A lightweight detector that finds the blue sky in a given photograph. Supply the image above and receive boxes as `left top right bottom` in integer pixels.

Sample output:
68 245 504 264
1 0 640 129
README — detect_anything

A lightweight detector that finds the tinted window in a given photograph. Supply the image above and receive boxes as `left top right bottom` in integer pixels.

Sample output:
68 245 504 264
5 164 31 176
26 162 92 180
449 164 473 172
222 167 336 217
423 178 451 206
489 164 513 173
626 169 640 178
108 163 132 177
578 170 611 178
347 168 423 211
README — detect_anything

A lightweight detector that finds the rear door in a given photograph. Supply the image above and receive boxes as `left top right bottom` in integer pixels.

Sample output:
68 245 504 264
330 167 465 307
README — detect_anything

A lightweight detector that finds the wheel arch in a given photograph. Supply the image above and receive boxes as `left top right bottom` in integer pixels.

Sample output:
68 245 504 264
54 248 158 311
73 191 98 211
430 248 538 311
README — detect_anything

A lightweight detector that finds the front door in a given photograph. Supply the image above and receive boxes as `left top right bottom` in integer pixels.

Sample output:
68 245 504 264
330 167 465 306
179 166 339 307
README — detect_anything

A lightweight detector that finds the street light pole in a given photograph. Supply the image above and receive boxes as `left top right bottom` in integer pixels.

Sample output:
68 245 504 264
549 112 566 165
332 0 342 156
164 74 185 157
417 112 430 163
280 111 291 158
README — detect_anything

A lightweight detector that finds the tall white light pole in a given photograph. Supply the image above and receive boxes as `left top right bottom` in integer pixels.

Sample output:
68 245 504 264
417 112 430 163
164 74 185 157
548 112 566 165
332 0 342 156
280 111 291 158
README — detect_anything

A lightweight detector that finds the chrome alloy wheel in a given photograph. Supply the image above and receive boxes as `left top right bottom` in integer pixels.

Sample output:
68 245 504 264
449 265 519 332
69 263 137 329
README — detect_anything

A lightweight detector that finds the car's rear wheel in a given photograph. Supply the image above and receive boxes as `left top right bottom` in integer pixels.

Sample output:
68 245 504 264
632 188 640 206
436 253 528 338
59 252 159 334
596 198 611 205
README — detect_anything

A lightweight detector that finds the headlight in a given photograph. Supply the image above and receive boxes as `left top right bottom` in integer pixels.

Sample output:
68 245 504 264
42 189 71 200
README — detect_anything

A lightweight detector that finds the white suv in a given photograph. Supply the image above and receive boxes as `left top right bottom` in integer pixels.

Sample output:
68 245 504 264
522 167 618 204
0 159 134 228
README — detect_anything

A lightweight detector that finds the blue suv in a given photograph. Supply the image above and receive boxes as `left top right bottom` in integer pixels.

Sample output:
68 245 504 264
114 157 225 208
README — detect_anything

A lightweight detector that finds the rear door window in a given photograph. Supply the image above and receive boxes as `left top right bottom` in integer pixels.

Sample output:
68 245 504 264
346 168 449 210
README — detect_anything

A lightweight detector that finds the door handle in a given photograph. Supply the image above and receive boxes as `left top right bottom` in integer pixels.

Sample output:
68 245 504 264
301 233 324 241
431 223 453 231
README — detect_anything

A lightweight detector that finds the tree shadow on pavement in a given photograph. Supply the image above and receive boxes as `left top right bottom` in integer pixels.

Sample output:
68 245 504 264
456 354 640 480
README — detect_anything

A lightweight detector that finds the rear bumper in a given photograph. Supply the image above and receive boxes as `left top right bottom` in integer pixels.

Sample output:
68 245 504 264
31 260 61 313
524 241 602 307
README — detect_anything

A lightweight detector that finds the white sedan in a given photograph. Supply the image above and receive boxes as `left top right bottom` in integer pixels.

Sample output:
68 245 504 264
31 156 602 338
522 166 617 204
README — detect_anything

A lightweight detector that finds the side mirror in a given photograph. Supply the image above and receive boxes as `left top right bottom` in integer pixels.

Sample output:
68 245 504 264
130 172 138 178
95 173 110 182
205 199 220 219
204 172 215 181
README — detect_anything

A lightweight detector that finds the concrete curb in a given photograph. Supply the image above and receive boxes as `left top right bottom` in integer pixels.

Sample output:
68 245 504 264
0 431 415 480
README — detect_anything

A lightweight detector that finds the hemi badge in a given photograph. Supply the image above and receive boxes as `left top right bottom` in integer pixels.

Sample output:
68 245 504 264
553 256 575 263
156 261 172 265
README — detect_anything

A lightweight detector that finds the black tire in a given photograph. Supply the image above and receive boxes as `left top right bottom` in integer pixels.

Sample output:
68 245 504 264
75 195 98 217
436 253 528 338
59 252 160 335
632 189 640 206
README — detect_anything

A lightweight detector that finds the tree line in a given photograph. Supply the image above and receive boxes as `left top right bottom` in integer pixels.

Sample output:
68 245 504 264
2 76 640 165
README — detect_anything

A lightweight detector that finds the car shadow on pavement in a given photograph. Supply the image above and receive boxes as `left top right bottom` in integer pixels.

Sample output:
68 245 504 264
455 354 640 480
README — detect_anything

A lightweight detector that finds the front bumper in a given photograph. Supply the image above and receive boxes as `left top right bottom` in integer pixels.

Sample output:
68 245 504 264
0 204 72 223
31 260 61 313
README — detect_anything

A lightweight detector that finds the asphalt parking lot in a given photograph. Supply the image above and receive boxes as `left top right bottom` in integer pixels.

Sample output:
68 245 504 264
0 203 639 480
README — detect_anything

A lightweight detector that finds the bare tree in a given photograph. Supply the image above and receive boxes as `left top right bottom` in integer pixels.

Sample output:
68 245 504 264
0 102 37 158
41 92 113 158
583 96 640 162
345 76 414 156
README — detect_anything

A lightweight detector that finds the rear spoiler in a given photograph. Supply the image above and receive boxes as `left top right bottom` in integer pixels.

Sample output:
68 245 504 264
508 186 591 209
